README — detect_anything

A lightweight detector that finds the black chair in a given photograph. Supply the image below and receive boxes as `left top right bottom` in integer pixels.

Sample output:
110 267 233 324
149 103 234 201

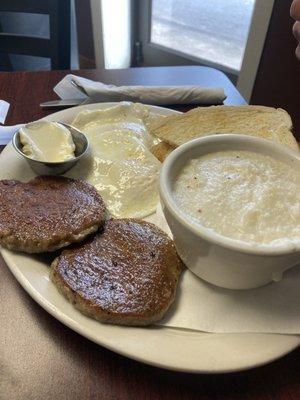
0 0 71 71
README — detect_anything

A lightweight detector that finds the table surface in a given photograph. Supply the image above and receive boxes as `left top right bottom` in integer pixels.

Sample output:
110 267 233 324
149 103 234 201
0 66 299 400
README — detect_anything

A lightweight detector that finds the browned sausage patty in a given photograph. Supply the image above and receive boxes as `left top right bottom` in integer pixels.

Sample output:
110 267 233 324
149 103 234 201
51 219 183 326
0 176 106 253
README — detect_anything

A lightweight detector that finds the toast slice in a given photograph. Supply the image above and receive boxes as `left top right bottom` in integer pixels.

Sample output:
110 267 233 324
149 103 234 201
149 105 299 152
151 141 175 162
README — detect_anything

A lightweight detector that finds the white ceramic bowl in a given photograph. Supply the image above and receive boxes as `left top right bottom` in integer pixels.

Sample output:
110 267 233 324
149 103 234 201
159 134 300 289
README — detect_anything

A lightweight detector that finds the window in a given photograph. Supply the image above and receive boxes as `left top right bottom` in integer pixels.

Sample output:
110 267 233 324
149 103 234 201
151 0 256 73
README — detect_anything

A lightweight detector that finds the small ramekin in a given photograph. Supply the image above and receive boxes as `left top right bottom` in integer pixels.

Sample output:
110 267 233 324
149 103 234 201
12 122 89 176
159 134 300 289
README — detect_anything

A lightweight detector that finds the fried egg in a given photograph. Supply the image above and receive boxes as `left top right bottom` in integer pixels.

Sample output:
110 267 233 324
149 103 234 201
72 102 158 149
68 102 161 218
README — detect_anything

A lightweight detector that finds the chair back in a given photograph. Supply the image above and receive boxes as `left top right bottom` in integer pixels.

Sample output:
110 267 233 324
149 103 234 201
0 0 71 70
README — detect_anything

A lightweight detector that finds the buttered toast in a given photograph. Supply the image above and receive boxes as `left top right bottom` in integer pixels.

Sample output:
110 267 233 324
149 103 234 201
149 106 299 161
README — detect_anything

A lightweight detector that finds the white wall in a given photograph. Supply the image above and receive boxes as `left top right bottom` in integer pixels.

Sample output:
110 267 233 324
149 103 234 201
90 0 131 69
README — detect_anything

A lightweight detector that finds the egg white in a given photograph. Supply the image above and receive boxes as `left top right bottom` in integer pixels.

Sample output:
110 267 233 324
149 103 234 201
68 102 161 218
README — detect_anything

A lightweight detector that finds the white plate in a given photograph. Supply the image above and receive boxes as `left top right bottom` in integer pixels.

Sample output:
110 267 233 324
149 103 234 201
1 103 299 374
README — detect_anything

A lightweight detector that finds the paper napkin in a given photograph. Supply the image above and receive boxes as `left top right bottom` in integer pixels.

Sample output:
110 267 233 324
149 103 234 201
0 100 10 124
54 74 226 105
0 124 24 145
146 206 300 334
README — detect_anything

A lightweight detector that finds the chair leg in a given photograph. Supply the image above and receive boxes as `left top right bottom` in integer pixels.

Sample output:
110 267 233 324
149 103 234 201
0 19 13 71
0 53 13 71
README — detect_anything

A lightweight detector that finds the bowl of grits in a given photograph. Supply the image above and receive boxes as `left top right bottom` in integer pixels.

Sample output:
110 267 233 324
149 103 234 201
159 134 300 289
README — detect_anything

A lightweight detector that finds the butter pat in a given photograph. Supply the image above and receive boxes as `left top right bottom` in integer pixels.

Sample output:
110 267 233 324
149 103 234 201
19 121 76 162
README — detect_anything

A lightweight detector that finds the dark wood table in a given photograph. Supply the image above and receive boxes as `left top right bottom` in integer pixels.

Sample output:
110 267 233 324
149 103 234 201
1 66 299 400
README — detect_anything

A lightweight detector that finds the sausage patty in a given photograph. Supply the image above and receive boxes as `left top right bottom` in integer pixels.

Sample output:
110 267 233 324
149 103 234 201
0 176 106 253
50 218 183 326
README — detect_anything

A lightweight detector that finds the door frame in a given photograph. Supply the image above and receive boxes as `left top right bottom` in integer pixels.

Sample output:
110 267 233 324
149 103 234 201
237 0 275 101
